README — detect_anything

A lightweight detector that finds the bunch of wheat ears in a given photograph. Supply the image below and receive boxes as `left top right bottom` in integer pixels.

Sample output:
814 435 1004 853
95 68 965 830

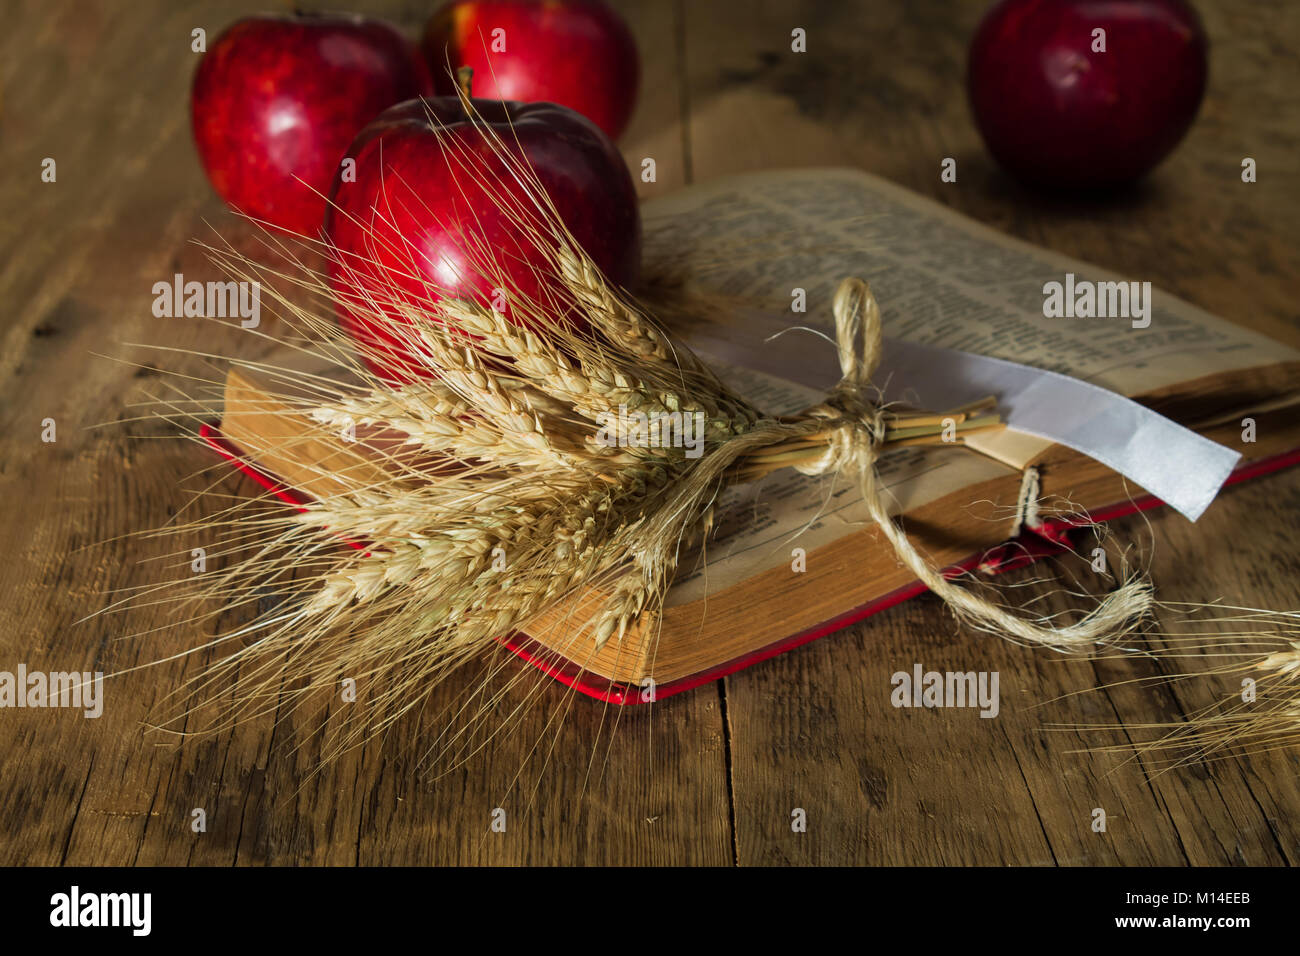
111 100 1298 768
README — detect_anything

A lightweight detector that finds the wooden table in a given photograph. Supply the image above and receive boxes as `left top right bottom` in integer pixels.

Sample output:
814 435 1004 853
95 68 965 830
2 0 1297 866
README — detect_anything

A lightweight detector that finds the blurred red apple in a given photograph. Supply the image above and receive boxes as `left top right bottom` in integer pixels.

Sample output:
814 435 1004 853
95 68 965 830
968 0 1208 188
422 0 639 140
192 13 432 235
324 86 641 381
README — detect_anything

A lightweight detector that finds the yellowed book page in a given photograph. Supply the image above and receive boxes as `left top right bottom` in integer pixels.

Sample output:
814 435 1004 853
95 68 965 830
664 360 1014 606
643 167 1298 392
643 167 1298 604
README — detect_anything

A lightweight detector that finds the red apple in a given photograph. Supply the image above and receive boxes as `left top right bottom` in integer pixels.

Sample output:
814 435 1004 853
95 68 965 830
422 0 639 140
324 87 641 381
192 13 432 235
967 0 1208 188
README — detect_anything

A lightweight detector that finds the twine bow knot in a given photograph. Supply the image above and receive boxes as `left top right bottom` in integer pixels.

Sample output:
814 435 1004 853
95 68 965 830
739 277 1154 652
794 278 889 479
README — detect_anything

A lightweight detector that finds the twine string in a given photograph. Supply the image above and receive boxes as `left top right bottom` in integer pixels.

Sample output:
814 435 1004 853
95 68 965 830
793 277 1154 652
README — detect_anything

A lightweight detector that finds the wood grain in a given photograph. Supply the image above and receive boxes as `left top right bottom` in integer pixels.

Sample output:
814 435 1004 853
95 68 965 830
0 0 1296 866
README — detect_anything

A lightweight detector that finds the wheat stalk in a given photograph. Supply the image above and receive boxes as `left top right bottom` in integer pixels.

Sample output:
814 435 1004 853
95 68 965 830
102 93 1196 768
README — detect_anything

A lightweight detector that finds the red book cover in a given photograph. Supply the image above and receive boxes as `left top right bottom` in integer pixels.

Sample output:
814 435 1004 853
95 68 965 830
199 422 1300 706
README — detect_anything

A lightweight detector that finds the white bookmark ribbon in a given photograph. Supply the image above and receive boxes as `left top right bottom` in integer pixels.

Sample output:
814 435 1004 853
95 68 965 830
686 320 1240 522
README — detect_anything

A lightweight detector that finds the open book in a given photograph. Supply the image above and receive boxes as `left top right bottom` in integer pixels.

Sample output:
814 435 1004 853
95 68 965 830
205 169 1300 703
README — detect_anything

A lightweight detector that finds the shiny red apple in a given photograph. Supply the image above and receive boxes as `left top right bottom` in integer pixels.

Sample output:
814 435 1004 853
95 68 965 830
422 0 639 140
324 86 641 381
968 0 1208 188
192 13 432 235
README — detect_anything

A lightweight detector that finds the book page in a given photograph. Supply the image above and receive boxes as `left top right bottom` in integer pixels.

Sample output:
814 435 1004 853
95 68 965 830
642 167 1299 395
222 169 1295 610
646 168 1299 605
665 359 1015 606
